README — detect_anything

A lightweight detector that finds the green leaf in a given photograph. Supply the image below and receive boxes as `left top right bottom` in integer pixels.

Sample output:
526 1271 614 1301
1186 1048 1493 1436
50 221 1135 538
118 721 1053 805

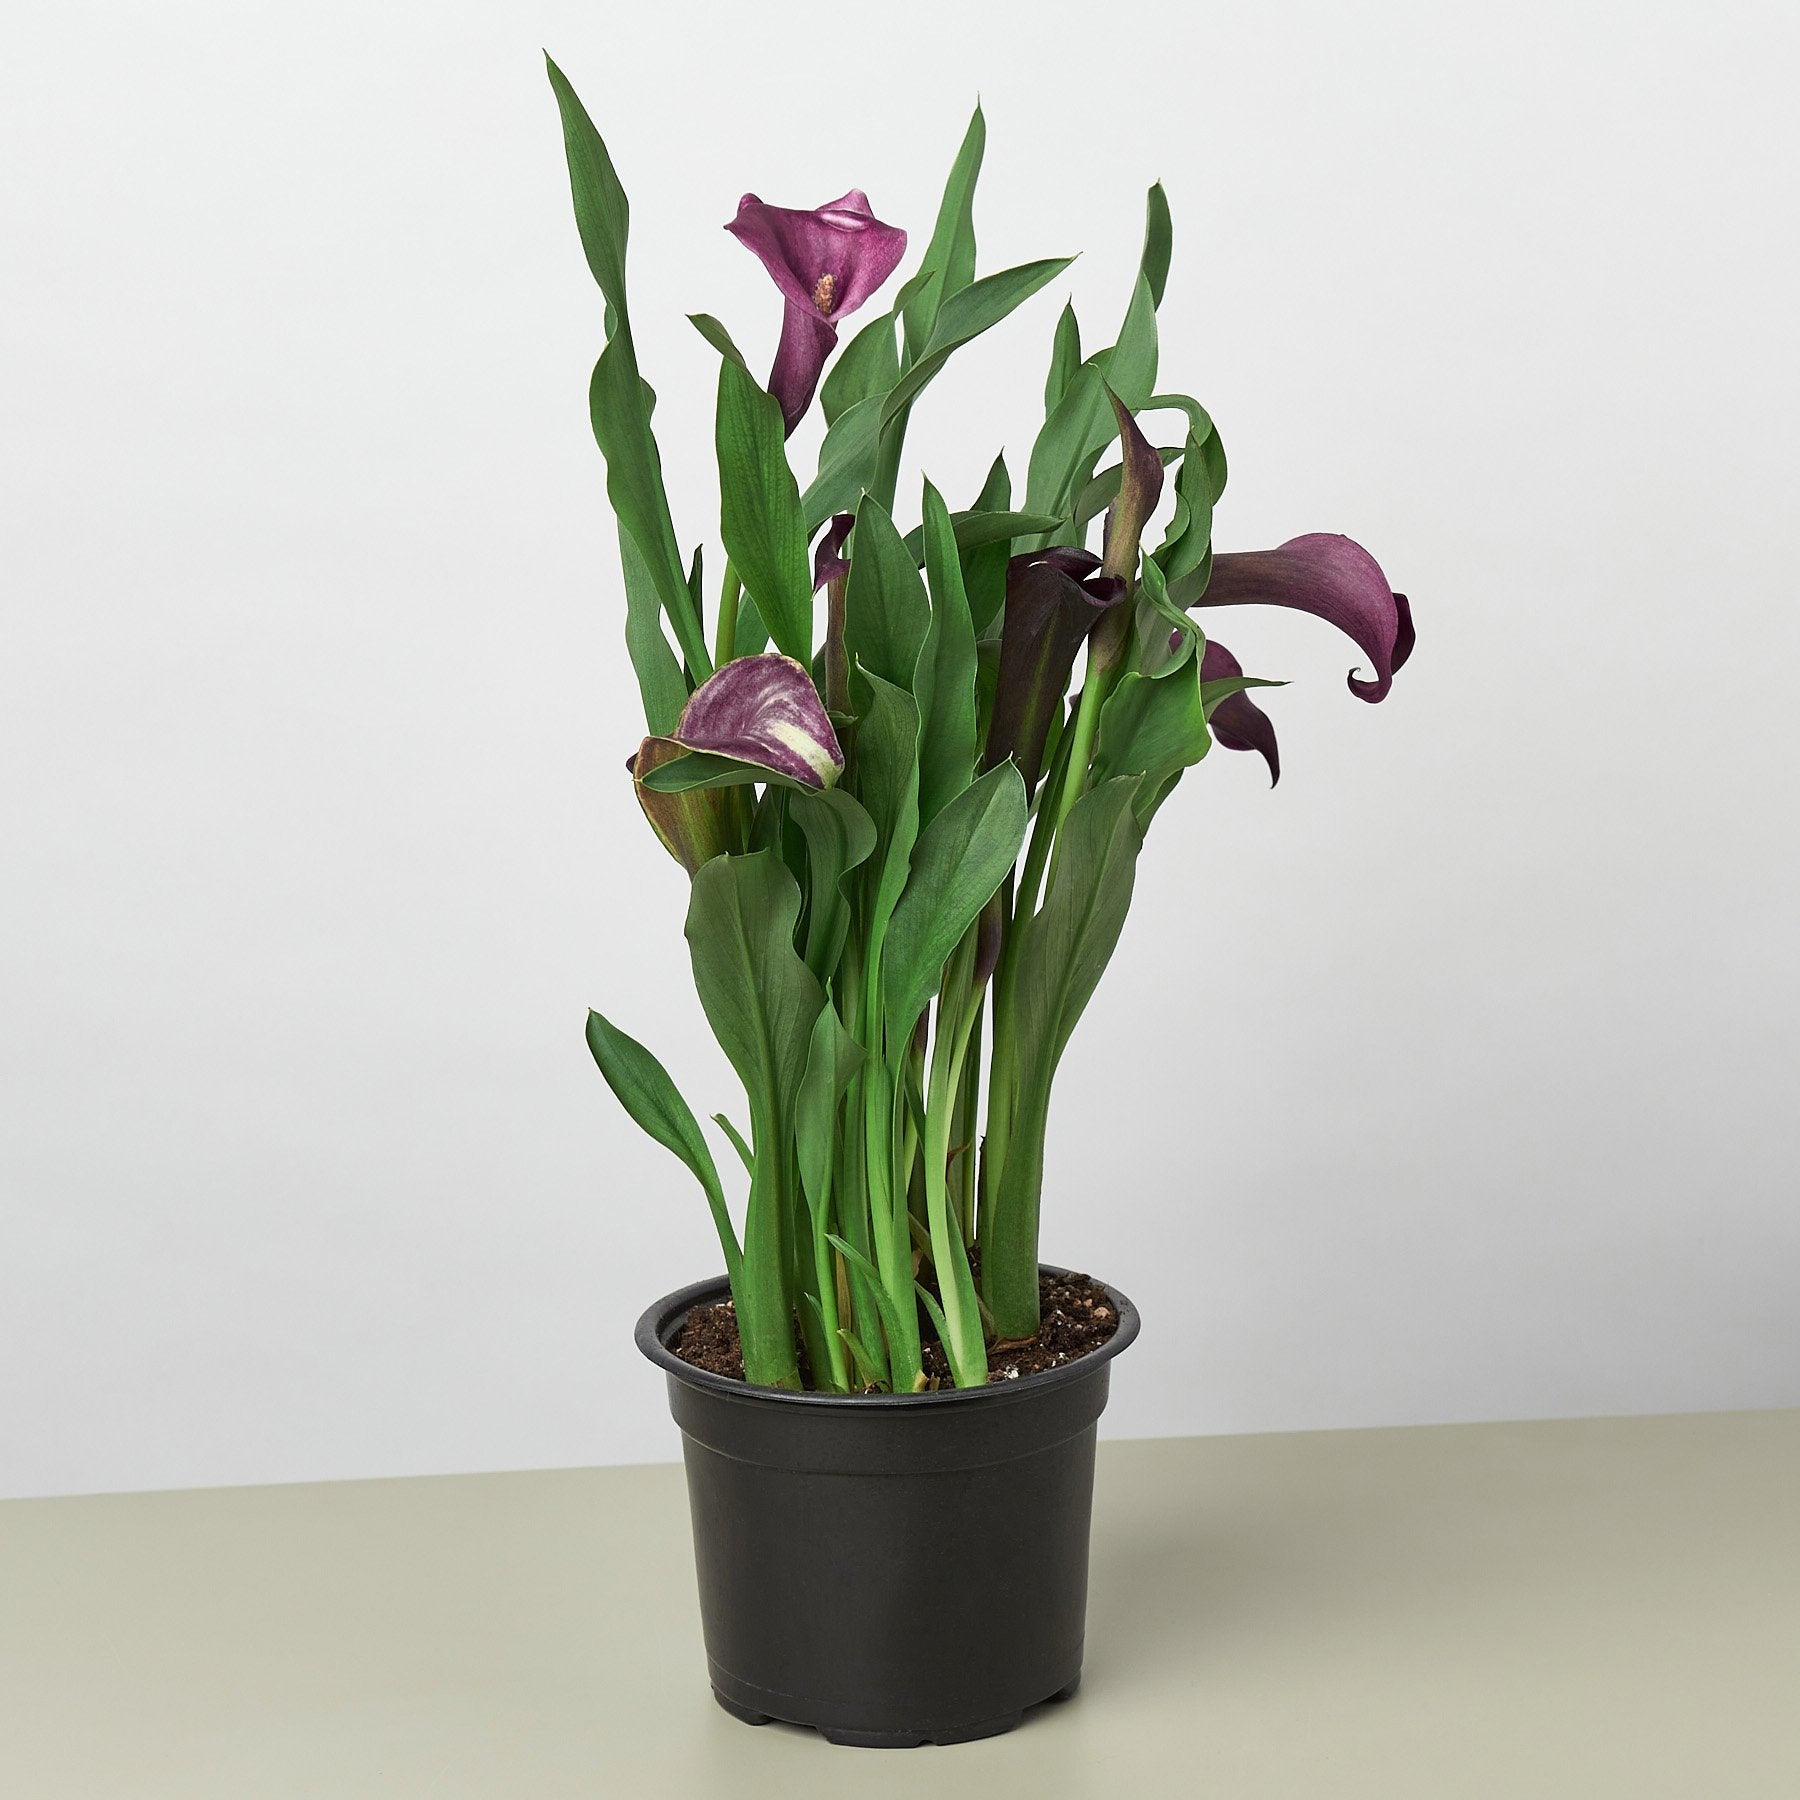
825 1232 912 1375
1045 301 1081 415
712 349 813 663
589 339 711 679
1155 429 1215 589
850 670 922 957
686 310 746 367
1143 393 1227 506
1140 181 1172 310
836 1324 887 1390
912 482 981 827
789 786 878 980
821 311 899 427
1023 362 1104 524
1024 273 1159 519
549 65 709 687
584 1010 742 1291
882 762 1028 1041
617 526 688 736
545 57 631 323
901 103 985 364
801 391 884 531
844 496 930 692
913 1282 954 1363
1015 779 1146 1063
984 778 1146 1336
1201 673 1285 716
684 853 826 1389
711 1112 755 1174
637 750 816 794
881 257 1076 426
796 1008 863 1223
1101 270 1161 404
964 454 1015 635
1092 665 1211 816
1132 554 1201 681
1143 391 1216 444
900 509 1065 564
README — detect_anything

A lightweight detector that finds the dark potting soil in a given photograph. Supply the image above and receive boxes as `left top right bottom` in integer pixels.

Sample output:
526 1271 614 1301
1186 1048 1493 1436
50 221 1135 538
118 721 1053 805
672 1267 1120 1391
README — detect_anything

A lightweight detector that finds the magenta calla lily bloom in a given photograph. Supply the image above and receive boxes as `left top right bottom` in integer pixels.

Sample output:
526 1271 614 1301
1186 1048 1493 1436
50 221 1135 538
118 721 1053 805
673 654 844 789
726 191 908 433
1196 533 1414 703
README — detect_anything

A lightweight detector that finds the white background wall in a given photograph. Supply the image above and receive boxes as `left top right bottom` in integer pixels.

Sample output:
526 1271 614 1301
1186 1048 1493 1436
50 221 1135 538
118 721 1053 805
3 0 1796 1500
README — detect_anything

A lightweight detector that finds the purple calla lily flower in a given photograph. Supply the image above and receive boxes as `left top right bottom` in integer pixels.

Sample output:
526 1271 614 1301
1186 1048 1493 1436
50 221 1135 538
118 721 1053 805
726 191 908 433
1200 639 1280 786
983 548 1128 795
1196 533 1414 703
673 653 844 789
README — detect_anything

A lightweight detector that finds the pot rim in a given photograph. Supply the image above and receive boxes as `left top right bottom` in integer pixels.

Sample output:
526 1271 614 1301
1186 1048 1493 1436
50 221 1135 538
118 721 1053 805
636 1262 1139 1410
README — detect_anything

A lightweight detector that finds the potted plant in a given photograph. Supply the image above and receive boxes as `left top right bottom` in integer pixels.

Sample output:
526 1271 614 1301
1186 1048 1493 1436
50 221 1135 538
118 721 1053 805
548 57 1414 1747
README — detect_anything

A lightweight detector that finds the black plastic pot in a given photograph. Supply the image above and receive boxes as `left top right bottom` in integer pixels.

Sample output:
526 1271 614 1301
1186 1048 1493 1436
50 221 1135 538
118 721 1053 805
636 1266 1139 1748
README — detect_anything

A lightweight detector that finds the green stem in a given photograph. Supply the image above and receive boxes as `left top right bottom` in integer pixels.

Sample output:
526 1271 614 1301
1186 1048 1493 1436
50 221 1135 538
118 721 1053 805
714 560 741 667
921 941 986 1385
810 1196 850 1392
859 953 923 1391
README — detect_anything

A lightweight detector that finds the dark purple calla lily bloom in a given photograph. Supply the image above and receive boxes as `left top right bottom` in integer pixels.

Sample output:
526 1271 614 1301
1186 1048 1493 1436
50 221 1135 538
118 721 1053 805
673 653 844 789
1196 533 1414 703
1200 638 1280 786
983 548 1127 795
726 191 908 433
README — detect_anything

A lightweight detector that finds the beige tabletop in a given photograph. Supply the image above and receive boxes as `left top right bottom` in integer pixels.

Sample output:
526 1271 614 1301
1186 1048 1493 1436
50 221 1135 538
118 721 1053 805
3 1410 1797 1798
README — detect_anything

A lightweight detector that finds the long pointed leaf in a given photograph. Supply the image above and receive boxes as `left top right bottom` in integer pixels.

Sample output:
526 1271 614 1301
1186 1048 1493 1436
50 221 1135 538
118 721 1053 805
901 103 985 363
881 258 1075 426
684 853 825 1388
584 1010 742 1292
710 348 814 663
882 762 1028 1042
913 482 981 826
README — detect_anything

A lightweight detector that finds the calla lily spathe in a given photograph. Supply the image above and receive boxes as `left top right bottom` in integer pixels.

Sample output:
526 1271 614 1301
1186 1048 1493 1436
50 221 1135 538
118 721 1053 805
726 191 908 433
1197 533 1413 703
673 654 844 790
984 548 1127 795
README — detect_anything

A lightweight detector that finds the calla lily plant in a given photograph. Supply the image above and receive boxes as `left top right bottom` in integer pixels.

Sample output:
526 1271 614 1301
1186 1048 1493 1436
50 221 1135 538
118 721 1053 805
550 58 1414 1392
